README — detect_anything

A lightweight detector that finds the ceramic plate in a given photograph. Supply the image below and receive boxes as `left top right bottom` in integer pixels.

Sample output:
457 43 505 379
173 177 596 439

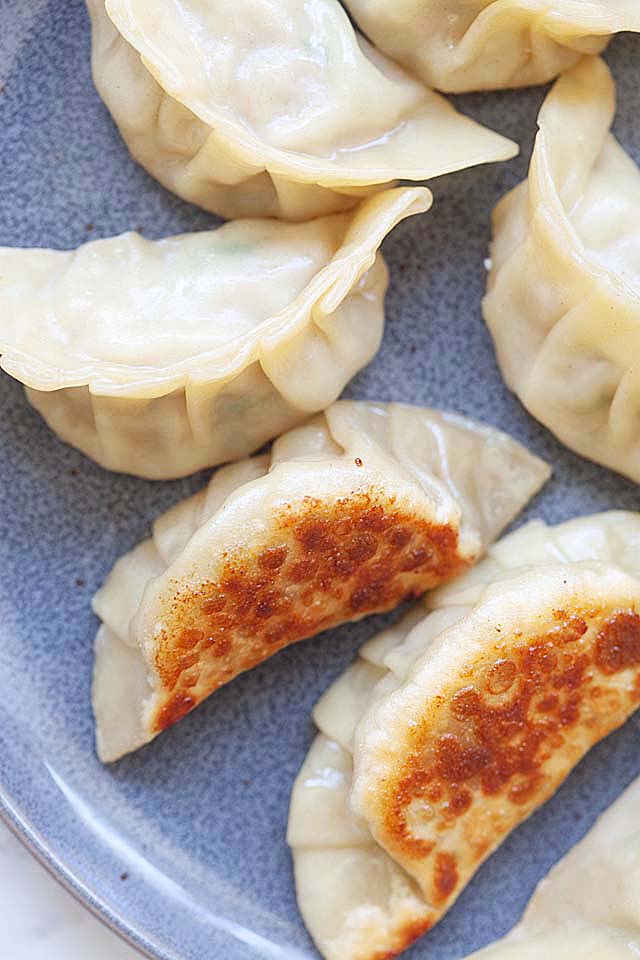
1 4 640 958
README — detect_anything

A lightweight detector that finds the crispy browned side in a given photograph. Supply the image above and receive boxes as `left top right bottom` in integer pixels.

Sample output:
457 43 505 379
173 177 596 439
151 489 468 733
378 604 640 911
373 917 435 960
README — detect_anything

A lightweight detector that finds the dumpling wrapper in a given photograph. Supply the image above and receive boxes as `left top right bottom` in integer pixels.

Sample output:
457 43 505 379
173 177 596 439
467 774 640 959
289 512 640 960
86 0 517 221
484 56 640 483
343 0 640 93
0 187 428 479
92 400 550 762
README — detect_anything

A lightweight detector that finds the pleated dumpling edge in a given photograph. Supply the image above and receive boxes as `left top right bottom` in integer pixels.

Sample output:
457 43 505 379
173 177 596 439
87 0 517 220
0 187 429 478
484 56 640 483
343 0 640 93
92 401 550 762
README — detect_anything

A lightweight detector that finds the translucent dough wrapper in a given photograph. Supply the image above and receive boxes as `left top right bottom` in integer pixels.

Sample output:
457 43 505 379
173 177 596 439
343 0 640 93
484 57 640 483
0 188 428 478
86 0 517 220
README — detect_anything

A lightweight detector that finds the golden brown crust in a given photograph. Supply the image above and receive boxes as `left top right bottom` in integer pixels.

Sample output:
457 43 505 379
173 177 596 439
370 917 434 960
324 907 435 960
151 489 467 733
380 605 640 908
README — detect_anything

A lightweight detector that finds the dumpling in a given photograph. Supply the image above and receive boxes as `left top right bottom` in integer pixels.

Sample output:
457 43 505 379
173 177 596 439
466 776 640 959
474 932 638 960
0 187 428 479
86 0 517 221
92 400 549 762
484 56 640 483
343 1 640 93
289 511 640 960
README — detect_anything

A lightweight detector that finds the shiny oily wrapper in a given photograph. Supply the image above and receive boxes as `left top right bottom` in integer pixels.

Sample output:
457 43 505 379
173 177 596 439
0 187 428 479
86 0 517 220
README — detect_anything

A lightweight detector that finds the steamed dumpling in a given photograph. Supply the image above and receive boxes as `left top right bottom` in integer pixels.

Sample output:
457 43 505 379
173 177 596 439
0 187 427 479
86 0 517 221
289 512 640 960
484 57 640 483
474 933 638 960
92 401 549 762
343 1 640 93
467 775 640 959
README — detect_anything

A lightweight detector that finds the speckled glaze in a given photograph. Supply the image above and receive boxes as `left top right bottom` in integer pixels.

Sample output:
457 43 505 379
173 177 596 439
0 5 639 959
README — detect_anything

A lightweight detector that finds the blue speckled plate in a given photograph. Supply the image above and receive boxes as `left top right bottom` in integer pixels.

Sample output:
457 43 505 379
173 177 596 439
1 5 639 958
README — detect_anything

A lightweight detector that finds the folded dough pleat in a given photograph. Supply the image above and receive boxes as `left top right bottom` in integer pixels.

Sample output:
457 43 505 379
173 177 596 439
92 401 549 762
86 0 517 220
484 57 640 483
289 512 640 960
343 0 640 93
0 187 428 478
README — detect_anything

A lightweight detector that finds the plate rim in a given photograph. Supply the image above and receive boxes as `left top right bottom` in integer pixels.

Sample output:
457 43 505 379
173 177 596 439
0 785 167 960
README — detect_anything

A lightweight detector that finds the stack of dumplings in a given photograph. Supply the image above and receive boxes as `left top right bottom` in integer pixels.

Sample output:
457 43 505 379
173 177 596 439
4 3 640 959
